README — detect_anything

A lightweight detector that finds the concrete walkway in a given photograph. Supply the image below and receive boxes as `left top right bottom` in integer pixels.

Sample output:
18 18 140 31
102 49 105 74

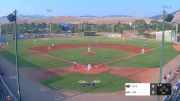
0 56 67 101
63 91 157 101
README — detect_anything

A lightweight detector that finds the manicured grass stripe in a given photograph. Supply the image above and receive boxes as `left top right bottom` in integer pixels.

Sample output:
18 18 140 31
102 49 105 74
41 73 137 92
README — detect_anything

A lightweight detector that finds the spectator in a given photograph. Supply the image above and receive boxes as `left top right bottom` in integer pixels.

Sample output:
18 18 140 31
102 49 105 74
173 80 180 91
162 73 167 83
167 70 172 82
7 96 11 101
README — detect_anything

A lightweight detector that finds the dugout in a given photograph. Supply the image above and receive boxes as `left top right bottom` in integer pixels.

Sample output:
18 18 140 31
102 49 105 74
177 36 180 42
0 33 8 43
84 31 96 36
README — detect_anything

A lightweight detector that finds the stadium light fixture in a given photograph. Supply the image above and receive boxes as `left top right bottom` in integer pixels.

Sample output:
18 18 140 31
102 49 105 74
7 13 16 22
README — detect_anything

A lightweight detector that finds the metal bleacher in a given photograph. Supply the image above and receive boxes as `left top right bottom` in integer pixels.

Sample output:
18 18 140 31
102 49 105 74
0 77 9 101
172 88 180 101
0 65 17 101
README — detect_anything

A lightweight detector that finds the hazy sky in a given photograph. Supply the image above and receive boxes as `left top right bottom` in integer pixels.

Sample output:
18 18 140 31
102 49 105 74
0 0 179 17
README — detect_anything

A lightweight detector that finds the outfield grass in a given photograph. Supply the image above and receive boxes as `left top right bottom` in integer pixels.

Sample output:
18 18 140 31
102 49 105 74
41 73 137 92
0 37 179 68
0 40 71 68
49 47 128 64
109 42 179 68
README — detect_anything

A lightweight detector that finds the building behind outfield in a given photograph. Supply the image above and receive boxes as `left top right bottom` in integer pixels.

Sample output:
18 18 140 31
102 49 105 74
150 30 176 42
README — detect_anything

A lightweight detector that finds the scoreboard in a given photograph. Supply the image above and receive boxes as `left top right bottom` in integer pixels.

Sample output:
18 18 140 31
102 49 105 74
125 83 171 96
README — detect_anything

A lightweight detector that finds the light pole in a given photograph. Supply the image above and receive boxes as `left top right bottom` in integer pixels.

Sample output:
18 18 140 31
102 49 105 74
0 23 1 37
7 10 21 101
0 23 1 45
46 9 52 37
159 10 166 84
158 10 174 101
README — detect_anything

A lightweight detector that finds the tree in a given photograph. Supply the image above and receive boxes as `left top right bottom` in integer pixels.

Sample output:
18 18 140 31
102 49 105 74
150 20 160 31
1 24 12 33
134 19 145 27
134 19 146 34
114 24 124 34
114 24 132 34
51 24 60 34
150 20 175 31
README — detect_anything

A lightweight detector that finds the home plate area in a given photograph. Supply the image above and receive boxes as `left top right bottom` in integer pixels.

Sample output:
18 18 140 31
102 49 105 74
68 64 109 74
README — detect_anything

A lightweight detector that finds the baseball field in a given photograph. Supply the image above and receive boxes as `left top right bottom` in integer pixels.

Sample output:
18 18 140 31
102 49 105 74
0 37 179 93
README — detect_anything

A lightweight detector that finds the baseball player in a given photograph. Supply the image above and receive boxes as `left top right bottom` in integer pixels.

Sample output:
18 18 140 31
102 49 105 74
73 60 77 69
141 48 145 54
48 45 51 51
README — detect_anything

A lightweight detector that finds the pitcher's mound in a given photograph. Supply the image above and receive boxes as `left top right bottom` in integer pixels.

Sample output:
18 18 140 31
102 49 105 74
81 51 96 55
68 64 109 74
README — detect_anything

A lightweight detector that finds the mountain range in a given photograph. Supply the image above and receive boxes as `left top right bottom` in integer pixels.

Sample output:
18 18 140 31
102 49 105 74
150 9 180 19
0 9 180 24
0 15 150 24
